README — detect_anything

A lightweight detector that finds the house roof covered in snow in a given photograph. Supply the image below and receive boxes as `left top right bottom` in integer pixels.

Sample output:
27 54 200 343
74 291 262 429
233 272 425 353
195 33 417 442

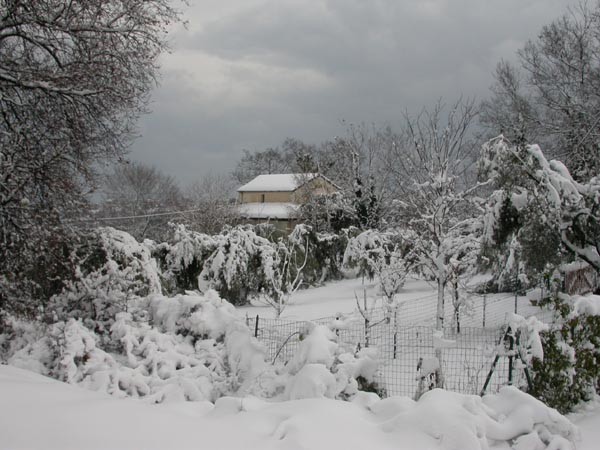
237 173 320 192
237 202 300 219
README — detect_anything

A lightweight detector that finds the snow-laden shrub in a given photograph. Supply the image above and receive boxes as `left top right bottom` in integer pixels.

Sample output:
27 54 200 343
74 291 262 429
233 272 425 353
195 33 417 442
156 224 218 294
288 225 348 285
47 227 161 335
7 291 277 403
284 324 380 400
198 226 276 305
152 224 351 308
529 293 600 413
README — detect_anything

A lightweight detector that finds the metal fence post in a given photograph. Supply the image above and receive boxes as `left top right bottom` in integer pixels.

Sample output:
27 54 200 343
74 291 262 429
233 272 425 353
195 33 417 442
482 295 487 328
254 314 259 338
393 307 398 359
508 327 515 386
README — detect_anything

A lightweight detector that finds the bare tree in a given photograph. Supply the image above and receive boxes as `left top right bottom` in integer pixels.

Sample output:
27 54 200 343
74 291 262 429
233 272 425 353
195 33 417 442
99 162 184 241
232 148 291 184
481 2 600 181
184 174 238 234
324 123 400 229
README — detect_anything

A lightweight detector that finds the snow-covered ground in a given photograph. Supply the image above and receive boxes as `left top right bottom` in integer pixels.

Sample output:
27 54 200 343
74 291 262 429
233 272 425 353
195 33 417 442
0 278 587 450
0 365 587 450
238 276 552 327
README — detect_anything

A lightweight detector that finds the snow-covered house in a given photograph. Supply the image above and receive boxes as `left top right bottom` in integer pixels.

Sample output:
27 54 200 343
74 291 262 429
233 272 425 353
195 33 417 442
237 173 338 232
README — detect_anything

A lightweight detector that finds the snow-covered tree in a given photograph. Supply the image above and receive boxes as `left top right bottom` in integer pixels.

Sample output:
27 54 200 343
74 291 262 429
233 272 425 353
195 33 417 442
324 124 400 229
392 100 483 332
157 224 218 293
260 228 309 318
0 0 181 317
343 229 414 305
480 136 600 276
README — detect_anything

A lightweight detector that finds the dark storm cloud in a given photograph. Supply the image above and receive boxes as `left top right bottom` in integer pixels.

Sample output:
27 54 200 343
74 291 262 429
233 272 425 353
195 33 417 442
129 0 578 185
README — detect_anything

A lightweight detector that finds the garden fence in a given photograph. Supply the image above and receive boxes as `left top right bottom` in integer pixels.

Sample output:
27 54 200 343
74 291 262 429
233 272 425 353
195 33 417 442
246 292 551 398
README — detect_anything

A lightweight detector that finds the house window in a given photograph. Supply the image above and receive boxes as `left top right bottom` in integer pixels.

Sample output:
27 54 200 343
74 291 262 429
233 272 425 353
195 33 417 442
261 194 265 203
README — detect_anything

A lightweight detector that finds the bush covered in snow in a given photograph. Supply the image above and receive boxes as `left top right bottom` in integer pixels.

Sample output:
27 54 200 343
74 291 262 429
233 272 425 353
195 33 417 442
47 227 162 335
154 224 349 308
529 294 600 413
284 323 381 400
6 290 280 403
288 225 348 286
155 224 218 293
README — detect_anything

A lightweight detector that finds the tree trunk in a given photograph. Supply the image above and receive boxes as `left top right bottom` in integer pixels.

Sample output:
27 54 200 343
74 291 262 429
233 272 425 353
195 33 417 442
436 278 446 331
435 277 446 389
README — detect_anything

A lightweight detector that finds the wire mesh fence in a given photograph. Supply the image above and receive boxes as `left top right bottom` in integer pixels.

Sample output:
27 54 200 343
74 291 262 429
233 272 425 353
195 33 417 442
247 286 552 396
246 294 544 398
354 289 555 330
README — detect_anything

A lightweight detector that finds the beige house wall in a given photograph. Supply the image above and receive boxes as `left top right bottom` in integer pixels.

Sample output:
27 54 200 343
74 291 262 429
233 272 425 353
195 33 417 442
239 191 293 203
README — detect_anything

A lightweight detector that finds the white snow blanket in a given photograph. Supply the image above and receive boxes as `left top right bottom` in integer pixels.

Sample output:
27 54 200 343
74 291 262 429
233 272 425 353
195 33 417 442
0 365 579 450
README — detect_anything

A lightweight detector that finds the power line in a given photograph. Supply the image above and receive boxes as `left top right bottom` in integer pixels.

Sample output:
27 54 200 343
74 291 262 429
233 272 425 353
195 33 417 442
66 207 210 223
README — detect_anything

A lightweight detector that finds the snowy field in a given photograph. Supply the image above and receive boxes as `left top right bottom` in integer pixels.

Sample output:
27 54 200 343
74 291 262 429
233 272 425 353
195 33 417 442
0 364 591 450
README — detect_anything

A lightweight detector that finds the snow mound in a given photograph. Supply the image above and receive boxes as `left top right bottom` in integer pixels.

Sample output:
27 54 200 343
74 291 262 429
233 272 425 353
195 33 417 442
0 365 580 450
375 387 578 450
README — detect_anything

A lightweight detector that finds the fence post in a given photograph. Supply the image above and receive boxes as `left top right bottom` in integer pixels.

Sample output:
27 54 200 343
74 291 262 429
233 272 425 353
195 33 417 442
507 327 515 386
254 314 259 338
393 307 398 359
514 291 518 315
482 295 487 329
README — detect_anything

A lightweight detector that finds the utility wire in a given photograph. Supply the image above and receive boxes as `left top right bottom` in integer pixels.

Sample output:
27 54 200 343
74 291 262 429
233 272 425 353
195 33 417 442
66 207 210 223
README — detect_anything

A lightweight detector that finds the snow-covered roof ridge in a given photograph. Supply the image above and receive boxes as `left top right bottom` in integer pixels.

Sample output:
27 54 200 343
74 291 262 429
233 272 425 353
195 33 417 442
237 173 324 192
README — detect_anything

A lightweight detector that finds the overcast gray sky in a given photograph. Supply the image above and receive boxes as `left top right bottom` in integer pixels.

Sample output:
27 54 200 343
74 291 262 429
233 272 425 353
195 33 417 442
129 0 577 185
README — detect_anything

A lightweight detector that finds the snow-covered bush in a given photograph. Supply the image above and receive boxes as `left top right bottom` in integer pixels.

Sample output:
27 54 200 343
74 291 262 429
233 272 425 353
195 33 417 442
529 293 600 413
155 224 217 294
0 228 88 321
284 323 380 400
288 225 348 286
7 291 277 403
198 226 276 305
47 227 161 335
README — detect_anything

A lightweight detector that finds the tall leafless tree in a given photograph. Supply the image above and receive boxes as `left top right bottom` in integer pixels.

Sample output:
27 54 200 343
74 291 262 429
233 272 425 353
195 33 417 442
481 1 600 181
184 173 239 235
99 162 184 241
